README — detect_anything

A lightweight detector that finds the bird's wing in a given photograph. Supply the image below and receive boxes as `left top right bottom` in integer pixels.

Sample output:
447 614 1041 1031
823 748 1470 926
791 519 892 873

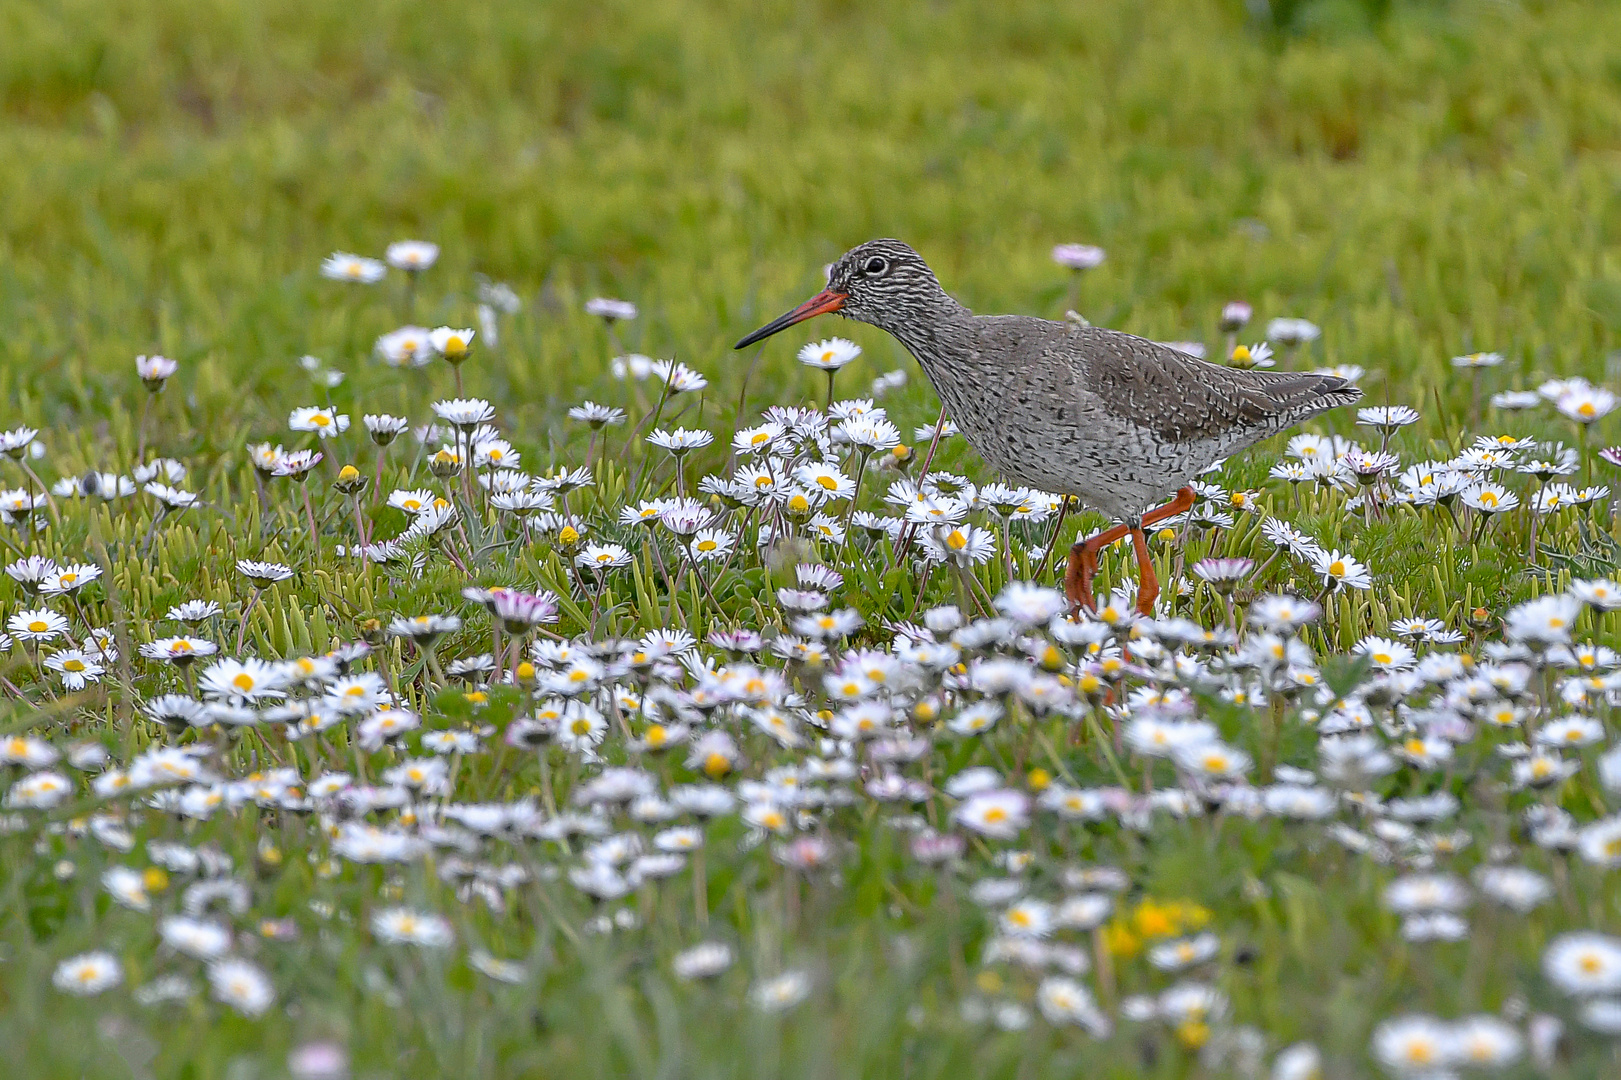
1069 330 1357 444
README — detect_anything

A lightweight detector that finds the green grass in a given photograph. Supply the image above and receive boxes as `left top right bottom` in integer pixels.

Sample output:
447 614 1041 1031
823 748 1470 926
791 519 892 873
4 0 1621 1077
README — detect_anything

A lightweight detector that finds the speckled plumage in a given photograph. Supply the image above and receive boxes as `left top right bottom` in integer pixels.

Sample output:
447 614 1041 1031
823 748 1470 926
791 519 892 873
776 239 1363 523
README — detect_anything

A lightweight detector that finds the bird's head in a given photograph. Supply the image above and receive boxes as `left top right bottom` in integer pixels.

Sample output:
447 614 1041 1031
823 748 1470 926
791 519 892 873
734 239 946 349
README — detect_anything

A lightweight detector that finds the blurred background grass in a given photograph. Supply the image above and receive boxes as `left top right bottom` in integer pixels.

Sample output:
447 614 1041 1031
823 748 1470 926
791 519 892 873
5 0 1621 438
5 2 1621 1075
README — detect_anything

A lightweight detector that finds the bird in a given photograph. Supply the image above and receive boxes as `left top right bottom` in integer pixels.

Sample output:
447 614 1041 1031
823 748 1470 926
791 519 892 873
735 239 1362 616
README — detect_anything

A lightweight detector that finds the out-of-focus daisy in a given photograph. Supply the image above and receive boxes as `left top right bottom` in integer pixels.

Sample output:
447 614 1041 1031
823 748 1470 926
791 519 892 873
385 240 439 271
797 338 861 371
321 252 385 284
53 952 123 995
289 407 349 438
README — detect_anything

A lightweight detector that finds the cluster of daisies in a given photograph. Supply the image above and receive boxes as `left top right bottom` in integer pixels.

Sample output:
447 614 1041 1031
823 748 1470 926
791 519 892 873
9 241 1621 1077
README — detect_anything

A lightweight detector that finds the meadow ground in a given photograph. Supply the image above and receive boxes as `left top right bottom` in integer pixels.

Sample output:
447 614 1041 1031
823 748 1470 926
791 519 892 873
5 0 1621 1076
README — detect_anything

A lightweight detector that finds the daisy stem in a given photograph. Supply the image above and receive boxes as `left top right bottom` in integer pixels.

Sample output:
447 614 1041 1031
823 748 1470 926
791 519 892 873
891 406 950 569
236 588 263 656
303 486 319 553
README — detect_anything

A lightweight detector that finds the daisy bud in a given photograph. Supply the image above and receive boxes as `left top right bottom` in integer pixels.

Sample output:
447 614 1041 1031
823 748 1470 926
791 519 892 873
429 449 460 478
333 465 366 495
515 661 536 687
556 525 582 554
359 618 385 646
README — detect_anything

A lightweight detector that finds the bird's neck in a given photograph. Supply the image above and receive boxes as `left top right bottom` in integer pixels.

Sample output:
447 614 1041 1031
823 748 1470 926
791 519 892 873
876 294 975 373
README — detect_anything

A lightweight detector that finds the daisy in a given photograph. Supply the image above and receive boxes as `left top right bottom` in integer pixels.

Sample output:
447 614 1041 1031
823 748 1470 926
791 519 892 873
136 354 178 389
320 252 385 284
1266 317 1321 346
44 649 104 690
160 916 232 959
953 790 1030 839
576 543 633 571
198 658 285 703
237 560 294 584
289 407 350 438
53 952 123 996
1230 343 1274 369
430 326 475 363
208 958 276 1016
376 326 433 367
385 240 438 271
689 529 734 562
672 942 734 980
432 398 496 429
750 971 812 1013
1558 386 1618 424
1174 741 1251 781
797 337 861 371
585 297 637 321
1051 244 1105 269
1310 549 1372 592
271 450 321 479
795 462 854 499
651 360 708 394
8 608 68 642
647 428 714 456
567 402 627 428
1544 933 1621 996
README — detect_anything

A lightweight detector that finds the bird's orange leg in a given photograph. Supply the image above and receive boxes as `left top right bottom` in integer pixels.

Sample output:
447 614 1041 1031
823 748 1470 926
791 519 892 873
1063 487 1196 616
1065 522 1129 614
1129 526 1158 616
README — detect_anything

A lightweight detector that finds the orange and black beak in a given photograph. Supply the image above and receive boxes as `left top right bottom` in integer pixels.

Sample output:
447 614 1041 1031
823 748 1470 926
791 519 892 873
734 289 847 349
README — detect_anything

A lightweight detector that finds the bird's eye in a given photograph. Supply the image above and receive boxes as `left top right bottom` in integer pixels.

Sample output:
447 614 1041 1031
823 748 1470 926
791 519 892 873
862 256 889 276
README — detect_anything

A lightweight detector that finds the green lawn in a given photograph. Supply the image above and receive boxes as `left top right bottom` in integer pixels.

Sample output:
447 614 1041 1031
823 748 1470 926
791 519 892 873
4 0 1621 1076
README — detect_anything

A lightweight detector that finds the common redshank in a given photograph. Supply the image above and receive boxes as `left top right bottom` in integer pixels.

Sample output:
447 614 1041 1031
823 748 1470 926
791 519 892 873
736 239 1362 615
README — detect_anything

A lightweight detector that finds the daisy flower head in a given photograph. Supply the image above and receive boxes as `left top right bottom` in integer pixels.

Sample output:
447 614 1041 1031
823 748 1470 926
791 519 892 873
53 951 123 996
1266 317 1321 347
585 297 637 322
237 559 294 584
953 789 1031 839
673 942 734 980
8 607 68 642
40 562 101 596
1492 390 1542 410
136 354 178 390
647 428 714 457
432 398 496 430
750 970 812 1013
45 649 105 690
1310 549 1372 592
271 450 321 480
577 544 633 572
1356 405 1420 433
362 414 410 446
1219 301 1252 332
372 907 454 947
797 337 861 371
208 958 276 1017
1452 351 1504 368
1052 243 1106 270
198 658 285 704
1371 1015 1457 1074
321 252 385 284
1557 385 1618 425
1544 932 1621 996
377 326 433 367
651 359 708 394
429 326 475 363
1504 594 1582 646
289 407 349 438
1227 342 1274 369
385 239 438 271
568 401 627 429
